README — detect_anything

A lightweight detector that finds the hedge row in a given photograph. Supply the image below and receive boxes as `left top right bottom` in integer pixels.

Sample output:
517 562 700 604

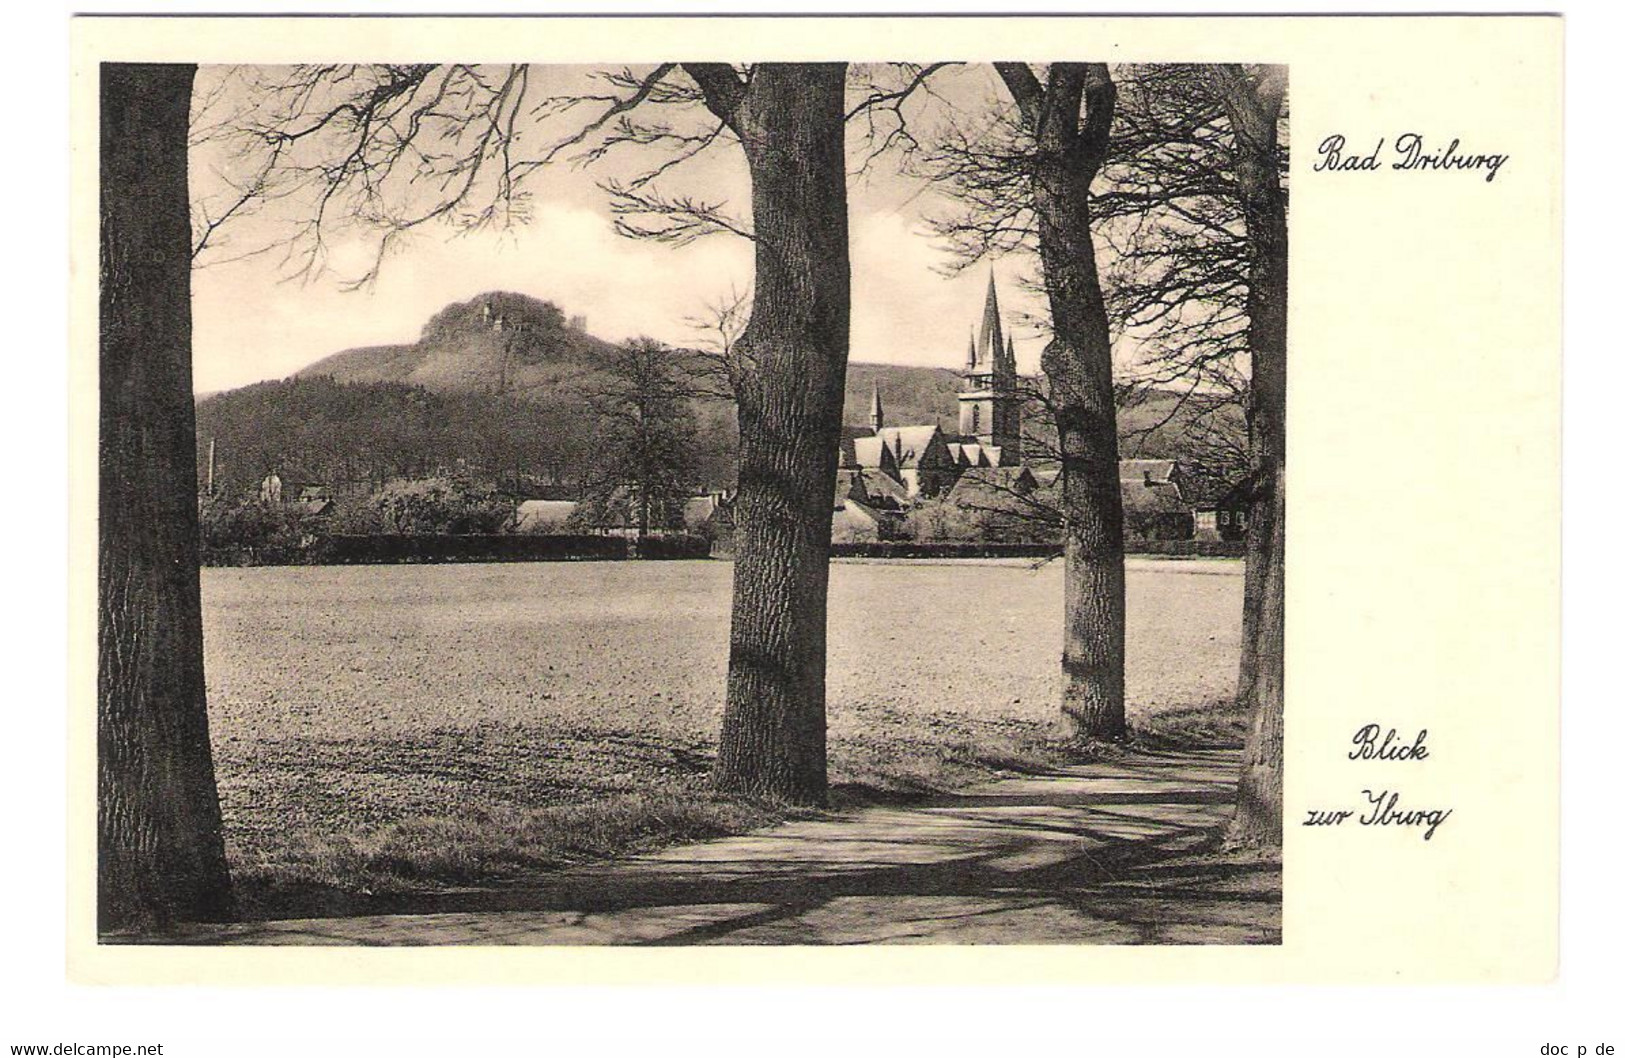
829 538 1246 560
630 535 714 560
201 533 711 567
201 534 1241 567
830 541 1061 560
1128 538 1247 558
201 545 306 567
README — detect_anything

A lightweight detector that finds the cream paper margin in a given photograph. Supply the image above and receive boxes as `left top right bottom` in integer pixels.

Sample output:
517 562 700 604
66 14 1563 985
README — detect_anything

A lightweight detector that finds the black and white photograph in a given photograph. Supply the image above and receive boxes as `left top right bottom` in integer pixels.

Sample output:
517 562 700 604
12 2 1606 1054
96 56 1288 946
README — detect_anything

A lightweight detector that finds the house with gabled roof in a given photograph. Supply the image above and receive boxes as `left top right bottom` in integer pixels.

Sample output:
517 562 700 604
948 465 1039 504
1189 479 1252 541
832 493 894 543
1119 459 1195 540
259 472 337 518
512 498 578 533
1028 459 1210 542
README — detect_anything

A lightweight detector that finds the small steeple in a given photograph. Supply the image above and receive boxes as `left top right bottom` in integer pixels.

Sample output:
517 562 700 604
965 329 977 371
1003 334 1017 378
868 380 885 433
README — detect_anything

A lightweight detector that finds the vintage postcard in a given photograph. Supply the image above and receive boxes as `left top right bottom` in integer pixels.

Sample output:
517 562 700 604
67 13 1561 984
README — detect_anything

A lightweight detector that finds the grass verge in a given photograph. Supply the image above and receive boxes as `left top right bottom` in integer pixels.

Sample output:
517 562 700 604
226 701 1247 921
231 791 787 919
1130 698 1249 751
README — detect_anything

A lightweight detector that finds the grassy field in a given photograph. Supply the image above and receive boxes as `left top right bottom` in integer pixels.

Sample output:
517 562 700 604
202 557 1244 913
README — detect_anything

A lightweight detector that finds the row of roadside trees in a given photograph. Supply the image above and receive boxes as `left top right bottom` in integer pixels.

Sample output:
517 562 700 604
99 60 1285 931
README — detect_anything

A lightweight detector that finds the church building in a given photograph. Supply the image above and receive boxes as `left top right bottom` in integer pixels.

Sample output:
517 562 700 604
838 272 1027 507
832 272 1038 540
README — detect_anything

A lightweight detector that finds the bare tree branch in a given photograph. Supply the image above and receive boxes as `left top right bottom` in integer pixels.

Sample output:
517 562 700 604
681 63 748 130
190 63 741 286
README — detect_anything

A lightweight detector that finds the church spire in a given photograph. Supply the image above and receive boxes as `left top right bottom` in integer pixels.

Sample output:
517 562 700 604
956 268 1024 466
868 380 884 432
976 270 1004 370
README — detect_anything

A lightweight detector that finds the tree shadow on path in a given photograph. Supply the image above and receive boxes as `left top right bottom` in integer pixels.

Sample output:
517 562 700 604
176 748 1280 946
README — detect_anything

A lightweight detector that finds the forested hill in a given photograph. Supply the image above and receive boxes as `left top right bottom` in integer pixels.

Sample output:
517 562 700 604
196 376 600 499
228 291 741 493
294 291 619 395
198 290 1240 498
297 291 959 428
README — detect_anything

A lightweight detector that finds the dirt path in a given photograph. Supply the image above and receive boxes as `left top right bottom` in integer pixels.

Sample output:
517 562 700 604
177 748 1280 946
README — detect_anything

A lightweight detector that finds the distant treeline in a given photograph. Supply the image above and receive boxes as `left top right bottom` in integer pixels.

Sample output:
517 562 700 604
196 371 1232 508
195 375 738 500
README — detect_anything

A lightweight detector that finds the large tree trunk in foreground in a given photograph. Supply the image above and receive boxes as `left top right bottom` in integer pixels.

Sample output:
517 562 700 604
1229 474 1284 847
1235 521 1265 710
99 63 233 931
1208 65 1288 849
685 63 850 805
995 62 1126 742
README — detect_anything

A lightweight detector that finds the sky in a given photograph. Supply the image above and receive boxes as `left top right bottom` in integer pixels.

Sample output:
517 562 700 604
188 63 1054 395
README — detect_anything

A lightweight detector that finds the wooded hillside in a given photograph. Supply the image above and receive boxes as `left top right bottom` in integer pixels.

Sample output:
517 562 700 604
197 291 1240 499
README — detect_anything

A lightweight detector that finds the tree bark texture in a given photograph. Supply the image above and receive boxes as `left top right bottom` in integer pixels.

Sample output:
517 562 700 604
99 63 234 931
995 62 1127 742
685 64 850 805
1229 473 1285 847
1208 65 1288 849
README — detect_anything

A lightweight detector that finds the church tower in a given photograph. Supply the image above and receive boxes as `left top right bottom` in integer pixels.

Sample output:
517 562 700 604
957 272 1023 464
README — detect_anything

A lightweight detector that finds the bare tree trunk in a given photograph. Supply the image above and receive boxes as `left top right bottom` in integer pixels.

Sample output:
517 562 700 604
1229 473 1284 847
686 64 850 805
1045 193 1127 741
995 63 1126 742
99 63 234 931
1235 522 1265 707
1208 65 1288 849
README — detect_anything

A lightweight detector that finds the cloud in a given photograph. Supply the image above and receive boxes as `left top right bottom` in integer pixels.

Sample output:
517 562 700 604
191 186 1046 392
192 202 754 392
849 210 1047 373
